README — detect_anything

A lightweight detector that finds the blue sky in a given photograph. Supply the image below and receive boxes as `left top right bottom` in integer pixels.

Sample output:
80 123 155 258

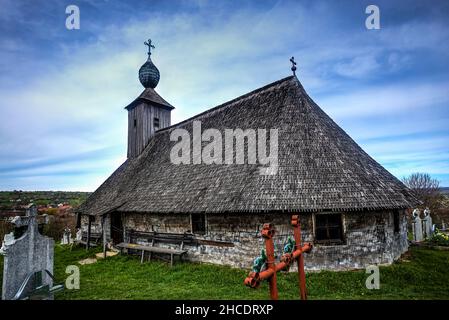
0 0 448 191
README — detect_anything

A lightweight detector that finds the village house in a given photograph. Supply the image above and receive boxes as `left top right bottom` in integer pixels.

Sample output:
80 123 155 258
76 40 417 270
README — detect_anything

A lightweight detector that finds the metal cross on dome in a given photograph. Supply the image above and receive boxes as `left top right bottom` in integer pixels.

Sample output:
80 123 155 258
144 39 155 55
290 56 297 76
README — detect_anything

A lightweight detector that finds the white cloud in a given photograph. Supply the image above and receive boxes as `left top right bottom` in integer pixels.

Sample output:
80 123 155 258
334 55 381 78
318 81 449 120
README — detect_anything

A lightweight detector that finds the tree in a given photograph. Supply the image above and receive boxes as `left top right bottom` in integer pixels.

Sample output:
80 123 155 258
402 173 442 210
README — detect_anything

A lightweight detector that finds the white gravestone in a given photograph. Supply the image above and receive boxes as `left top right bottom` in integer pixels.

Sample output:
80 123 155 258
75 228 82 241
1 205 55 300
412 208 423 242
422 208 433 239
61 227 72 245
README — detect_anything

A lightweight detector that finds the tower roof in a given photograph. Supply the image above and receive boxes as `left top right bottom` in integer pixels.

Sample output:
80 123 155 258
125 88 174 111
79 76 417 216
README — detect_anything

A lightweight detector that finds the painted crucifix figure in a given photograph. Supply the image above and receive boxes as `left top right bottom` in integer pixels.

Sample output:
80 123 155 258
144 39 155 55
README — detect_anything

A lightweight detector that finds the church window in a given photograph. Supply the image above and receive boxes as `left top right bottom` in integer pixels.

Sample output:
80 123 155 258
315 213 344 245
191 213 206 235
393 210 400 233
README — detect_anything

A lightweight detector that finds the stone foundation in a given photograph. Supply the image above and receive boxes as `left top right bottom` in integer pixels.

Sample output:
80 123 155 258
80 210 408 271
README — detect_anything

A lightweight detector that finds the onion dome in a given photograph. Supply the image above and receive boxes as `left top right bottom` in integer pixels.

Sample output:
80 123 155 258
139 39 160 89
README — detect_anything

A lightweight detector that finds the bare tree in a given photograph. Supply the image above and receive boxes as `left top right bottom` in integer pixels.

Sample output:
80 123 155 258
402 173 442 210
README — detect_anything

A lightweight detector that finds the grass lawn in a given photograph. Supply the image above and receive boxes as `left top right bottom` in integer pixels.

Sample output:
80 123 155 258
1 245 448 300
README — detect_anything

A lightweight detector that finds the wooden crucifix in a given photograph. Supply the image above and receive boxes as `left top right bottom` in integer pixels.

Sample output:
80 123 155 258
290 56 297 76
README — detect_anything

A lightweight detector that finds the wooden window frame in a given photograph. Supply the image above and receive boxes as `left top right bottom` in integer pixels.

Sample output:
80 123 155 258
313 212 345 245
154 117 160 129
190 213 206 235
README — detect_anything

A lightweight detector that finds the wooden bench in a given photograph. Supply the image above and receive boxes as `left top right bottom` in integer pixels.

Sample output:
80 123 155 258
116 242 188 266
118 230 196 266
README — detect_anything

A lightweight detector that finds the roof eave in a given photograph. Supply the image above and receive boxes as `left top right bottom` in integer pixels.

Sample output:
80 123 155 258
125 98 175 111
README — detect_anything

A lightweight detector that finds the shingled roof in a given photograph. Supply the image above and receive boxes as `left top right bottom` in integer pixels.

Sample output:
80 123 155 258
125 87 174 110
78 76 416 216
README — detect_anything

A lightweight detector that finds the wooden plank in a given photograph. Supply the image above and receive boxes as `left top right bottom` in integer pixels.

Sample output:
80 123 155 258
102 214 107 259
116 242 187 255
197 239 234 247
86 215 92 251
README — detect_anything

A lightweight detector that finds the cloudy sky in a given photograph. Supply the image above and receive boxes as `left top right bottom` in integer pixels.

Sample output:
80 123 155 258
0 0 448 191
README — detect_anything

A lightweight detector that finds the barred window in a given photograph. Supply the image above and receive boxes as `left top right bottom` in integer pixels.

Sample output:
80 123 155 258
191 213 206 235
154 117 160 129
315 213 344 245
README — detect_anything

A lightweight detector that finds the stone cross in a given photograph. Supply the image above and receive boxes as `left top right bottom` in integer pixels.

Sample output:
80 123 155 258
412 208 423 242
422 207 433 239
1 204 55 300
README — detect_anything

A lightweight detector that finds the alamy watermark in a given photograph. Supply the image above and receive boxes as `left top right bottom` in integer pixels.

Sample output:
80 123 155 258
365 5 380 30
65 265 80 290
365 265 380 289
170 121 279 175
66 5 80 30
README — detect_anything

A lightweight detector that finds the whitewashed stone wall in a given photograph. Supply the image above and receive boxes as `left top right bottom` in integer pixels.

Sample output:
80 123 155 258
116 210 409 271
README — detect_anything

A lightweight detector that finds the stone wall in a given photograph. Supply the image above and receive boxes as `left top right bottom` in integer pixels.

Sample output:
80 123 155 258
114 210 409 271
303 210 408 270
80 214 111 240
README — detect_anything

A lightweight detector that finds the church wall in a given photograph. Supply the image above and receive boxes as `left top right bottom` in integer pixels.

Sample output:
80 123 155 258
117 210 408 271
80 214 111 240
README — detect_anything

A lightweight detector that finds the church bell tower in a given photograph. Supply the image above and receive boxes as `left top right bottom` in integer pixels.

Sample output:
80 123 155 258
125 39 174 159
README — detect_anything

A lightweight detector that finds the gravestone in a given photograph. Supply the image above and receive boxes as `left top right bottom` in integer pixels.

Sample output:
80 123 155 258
61 227 72 245
422 207 433 239
412 208 423 242
75 228 82 241
0 204 56 300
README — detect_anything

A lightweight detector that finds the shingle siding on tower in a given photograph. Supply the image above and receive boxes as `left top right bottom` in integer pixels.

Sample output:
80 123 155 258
127 102 172 158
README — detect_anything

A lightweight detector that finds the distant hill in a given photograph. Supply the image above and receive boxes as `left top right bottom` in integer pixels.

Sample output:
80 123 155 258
441 187 449 195
0 191 91 210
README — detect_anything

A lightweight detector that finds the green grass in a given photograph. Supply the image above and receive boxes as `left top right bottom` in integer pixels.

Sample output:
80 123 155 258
1 246 449 300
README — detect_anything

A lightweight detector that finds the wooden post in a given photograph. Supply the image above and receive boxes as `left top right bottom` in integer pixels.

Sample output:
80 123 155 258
262 223 278 300
102 214 107 259
86 215 92 251
292 215 307 300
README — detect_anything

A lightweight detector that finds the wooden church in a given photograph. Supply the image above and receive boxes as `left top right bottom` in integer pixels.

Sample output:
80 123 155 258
77 40 417 270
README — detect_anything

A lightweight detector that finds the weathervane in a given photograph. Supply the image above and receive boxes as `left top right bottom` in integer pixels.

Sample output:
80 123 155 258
290 56 297 76
144 39 155 55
